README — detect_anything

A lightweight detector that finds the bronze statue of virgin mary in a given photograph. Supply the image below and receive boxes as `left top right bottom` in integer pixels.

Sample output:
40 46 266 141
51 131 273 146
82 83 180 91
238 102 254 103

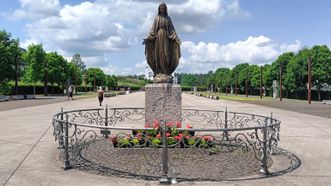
143 3 181 83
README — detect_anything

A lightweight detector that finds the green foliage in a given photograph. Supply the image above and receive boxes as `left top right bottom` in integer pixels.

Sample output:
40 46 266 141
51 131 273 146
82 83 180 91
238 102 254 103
310 45 331 89
214 68 231 87
46 52 68 87
269 52 295 81
117 76 146 89
230 63 250 86
86 67 106 87
249 65 260 88
284 49 310 92
68 53 85 88
0 30 20 85
180 73 198 86
22 44 46 83
106 75 118 89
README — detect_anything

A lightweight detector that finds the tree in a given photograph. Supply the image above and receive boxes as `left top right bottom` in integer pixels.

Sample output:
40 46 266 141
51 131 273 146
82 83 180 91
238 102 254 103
46 52 68 93
230 63 250 91
0 30 22 94
67 62 83 89
22 44 46 93
180 74 198 87
214 68 231 91
249 65 260 88
310 45 331 100
106 75 118 90
70 53 85 94
86 67 106 89
284 48 310 93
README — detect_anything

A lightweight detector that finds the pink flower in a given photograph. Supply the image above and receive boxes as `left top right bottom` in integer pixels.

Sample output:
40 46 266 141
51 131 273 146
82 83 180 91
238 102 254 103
174 135 182 141
185 135 191 139
176 121 182 128
166 122 174 128
202 135 213 142
166 132 171 137
144 123 150 128
186 124 192 129
156 133 161 139
109 136 117 143
153 120 159 129
136 133 142 140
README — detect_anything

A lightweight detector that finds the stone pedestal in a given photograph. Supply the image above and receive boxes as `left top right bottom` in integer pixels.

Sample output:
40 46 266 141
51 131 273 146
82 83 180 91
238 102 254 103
145 84 181 125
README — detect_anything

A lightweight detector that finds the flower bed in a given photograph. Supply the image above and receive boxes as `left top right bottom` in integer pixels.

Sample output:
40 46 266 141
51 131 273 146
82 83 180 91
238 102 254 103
108 121 214 148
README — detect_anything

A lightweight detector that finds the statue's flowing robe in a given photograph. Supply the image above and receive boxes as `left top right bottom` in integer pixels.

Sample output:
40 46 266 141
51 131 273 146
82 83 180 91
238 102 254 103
145 15 181 76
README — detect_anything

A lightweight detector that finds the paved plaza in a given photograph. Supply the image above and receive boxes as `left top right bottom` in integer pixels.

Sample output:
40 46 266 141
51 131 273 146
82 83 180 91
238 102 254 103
0 92 330 186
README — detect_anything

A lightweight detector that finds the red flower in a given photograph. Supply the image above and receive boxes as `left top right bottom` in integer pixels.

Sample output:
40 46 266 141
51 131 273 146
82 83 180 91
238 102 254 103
202 135 213 141
156 133 161 139
176 121 182 128
174 135 182 141
144 123 150 128
185 135 191 139
136 133 142 140
186 124 192 129
153 120 159 129
166 132 171 137
166 122 174 128
109 136 117 143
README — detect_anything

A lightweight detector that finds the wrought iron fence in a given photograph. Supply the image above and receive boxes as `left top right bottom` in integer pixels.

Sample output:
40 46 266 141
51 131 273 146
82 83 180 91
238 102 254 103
52 106 282 183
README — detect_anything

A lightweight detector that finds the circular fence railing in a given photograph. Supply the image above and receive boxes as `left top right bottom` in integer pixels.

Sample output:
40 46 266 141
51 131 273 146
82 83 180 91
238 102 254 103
52 107 298 183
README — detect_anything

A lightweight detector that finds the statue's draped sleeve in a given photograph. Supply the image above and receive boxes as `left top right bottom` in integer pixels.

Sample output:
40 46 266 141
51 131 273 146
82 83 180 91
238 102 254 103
167 17 181 74
145 17 157 74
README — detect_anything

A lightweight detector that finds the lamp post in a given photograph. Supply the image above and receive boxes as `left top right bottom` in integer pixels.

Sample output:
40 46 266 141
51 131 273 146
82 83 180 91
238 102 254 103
279 64 283 102
260 65 263 99
84 69 87 94
220 81 222 96
308 56 312 104
226 78 228 96
245 73 248 97
94 74 96 92
235 76 238 96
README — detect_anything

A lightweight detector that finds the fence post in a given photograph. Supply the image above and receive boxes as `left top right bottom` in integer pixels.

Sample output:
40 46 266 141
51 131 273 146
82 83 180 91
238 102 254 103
101 105 110 138
58 107 64 149
224 107 229 141
160 120 170 184
261 117 270 175
64 114 71 170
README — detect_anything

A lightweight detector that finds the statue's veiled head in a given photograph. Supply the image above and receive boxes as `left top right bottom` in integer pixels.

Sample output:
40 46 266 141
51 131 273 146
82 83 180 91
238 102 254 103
158 3 168 16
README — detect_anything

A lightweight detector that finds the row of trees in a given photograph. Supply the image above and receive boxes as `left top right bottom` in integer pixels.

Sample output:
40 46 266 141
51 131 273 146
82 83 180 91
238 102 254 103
179 45 331 101
0 29 118 95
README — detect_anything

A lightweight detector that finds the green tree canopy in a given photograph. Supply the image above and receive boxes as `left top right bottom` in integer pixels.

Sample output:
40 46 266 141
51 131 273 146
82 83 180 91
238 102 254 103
46 52 68 87
22 44 46 83
0 30 20 84
310 45 331 100
86 67 106 87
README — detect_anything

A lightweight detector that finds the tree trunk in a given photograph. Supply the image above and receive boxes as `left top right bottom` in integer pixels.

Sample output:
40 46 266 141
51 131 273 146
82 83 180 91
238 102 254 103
14 55 19 95
51 83 54 94
318 87 321 101
44 60 48 96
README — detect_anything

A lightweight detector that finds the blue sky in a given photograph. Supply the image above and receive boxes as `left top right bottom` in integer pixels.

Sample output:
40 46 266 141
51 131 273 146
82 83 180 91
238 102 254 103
1 0 330 75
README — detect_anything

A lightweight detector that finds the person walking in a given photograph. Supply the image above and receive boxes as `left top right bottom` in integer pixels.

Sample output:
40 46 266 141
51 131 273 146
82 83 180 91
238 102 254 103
67 85 74 100
97 86 104 106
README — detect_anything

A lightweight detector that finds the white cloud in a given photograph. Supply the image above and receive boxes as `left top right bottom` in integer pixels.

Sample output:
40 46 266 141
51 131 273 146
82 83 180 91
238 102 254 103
179 36 302 73
11 0 61 20
7 0 251 75
8 0 248 55
280 40 301 52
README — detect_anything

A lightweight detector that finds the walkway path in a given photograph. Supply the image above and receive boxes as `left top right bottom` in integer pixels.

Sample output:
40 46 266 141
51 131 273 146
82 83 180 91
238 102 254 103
0 92 330 186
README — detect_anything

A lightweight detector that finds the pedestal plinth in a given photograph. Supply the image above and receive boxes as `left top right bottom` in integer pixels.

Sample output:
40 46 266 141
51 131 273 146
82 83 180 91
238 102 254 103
145 84 181 125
